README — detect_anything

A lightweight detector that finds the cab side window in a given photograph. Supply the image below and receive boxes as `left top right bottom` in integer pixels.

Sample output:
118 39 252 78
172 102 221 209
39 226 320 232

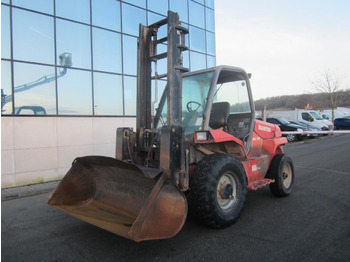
214 80 251 114
302 112 312 122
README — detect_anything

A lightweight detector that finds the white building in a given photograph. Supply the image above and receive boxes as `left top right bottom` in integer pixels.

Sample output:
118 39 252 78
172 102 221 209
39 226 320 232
1 0 216 188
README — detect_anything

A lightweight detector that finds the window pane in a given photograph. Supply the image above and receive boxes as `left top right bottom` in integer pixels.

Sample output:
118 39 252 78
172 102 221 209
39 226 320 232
148 12 167 39
122 35 137 76
152 79 167 115
123 0 146 9
189 1 204 28
92 0 121 31
183 50 190 69
182 71 213 134
1 5 10 59
193 0 204 5
189 26 205 53
182 23 190 47
122 3 146 36
57 68 92 115
94 72 123 115
123 76 136 115
190 51 206 71
205 0 214 9
2 0 10 4
169 0 188 23
205 7 215 32
12 0 53 15
148 0 168 16
156 43 168 54
215 79 251 114
151 43 167 76
1 61 12 114
56 0 90 24
152 54 167 76
93 28 122 73
13 8 54 64
207 55 216 68
206 31 216 55
56 19 91 69
13 62 56 115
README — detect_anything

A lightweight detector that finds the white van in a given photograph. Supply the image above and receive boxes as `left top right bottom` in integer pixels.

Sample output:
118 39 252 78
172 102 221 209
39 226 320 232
267 109 333 130
300 110 333 130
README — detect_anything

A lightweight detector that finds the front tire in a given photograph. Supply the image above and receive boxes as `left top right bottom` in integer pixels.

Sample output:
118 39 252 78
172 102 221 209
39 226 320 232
188 154 247 228
266 154 294 197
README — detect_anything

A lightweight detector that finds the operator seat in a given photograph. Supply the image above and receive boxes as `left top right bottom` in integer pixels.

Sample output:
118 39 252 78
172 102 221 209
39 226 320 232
209 102 230 129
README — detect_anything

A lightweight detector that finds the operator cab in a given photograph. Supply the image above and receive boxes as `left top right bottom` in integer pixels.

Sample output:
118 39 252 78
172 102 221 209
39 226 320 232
155 66 255 152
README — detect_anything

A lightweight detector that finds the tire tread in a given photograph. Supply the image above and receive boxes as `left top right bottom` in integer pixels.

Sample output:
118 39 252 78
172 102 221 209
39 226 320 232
188 154 247 228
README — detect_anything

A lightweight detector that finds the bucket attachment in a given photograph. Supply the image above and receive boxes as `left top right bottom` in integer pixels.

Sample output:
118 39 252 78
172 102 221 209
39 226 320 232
47 156 187 242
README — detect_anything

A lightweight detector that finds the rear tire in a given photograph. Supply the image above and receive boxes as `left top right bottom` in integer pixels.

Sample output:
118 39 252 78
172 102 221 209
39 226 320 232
286 134 297 142
266 154 294 197
188 154 247 228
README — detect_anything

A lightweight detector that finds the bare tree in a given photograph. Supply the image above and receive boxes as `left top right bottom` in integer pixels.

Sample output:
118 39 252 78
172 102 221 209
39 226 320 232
311 69 344 122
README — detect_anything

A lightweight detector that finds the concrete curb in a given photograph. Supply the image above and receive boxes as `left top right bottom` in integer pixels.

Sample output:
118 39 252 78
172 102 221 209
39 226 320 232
1 181 60 201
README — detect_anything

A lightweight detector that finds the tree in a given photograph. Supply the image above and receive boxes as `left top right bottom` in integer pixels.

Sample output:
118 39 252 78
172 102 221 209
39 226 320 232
311 69 344 122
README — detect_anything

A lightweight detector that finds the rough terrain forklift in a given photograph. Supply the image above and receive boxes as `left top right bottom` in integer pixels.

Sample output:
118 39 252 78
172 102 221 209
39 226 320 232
47 11 294 242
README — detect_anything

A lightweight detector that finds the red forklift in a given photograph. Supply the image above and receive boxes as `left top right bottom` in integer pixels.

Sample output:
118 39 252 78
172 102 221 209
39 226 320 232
47 11 294 242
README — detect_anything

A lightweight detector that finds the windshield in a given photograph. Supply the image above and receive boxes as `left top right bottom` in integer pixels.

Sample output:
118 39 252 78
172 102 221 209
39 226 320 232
155 71 214 134
322 113 331 120
277 118 290 125
310 111 323 120
154 69 252 135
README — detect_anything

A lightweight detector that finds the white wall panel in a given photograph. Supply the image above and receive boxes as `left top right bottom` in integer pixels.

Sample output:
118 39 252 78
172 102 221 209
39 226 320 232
58 144 94 168
14 117 57 149
57 117 93 146
1 117 14 150
1 116 136 188
15 147 58 173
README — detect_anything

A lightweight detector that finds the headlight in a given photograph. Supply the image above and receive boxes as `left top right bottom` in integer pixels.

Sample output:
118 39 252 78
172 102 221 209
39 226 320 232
297 128 303 132
196 131 209 141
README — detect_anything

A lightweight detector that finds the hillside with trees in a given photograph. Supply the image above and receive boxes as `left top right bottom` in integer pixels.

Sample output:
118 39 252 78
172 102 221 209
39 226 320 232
254 89 350 111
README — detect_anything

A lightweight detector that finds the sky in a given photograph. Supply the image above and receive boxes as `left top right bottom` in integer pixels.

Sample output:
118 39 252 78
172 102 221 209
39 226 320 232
214 0 350 100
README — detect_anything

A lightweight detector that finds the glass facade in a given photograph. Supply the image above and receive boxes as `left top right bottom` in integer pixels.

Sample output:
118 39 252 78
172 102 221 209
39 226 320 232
1 0 216 116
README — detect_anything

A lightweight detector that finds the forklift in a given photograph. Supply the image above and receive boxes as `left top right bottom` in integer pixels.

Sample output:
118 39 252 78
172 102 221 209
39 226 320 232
47 11 294 242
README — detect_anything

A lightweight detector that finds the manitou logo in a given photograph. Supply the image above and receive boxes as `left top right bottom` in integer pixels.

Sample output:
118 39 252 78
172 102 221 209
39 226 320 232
258 125 271 133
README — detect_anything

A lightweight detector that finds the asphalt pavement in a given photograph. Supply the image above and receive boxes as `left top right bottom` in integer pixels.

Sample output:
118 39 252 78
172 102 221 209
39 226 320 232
2 134 350 262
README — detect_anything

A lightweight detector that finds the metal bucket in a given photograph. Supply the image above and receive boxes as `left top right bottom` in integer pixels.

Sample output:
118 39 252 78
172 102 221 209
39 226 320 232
47 156 187 242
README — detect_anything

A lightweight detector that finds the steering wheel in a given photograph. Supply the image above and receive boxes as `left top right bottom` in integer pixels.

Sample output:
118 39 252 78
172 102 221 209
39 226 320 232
186 101 203 112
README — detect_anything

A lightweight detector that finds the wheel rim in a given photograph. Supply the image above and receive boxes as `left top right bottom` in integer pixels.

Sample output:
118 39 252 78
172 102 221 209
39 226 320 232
282 163 292 188
287 134 295 142
217 172 238 210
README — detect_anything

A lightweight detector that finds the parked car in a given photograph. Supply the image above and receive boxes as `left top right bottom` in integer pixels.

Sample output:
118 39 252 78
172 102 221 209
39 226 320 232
259 117 309 142
320 113 332 121
15 106 47 115
267 109 332 130
334 118 350 130
289 120 321 138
